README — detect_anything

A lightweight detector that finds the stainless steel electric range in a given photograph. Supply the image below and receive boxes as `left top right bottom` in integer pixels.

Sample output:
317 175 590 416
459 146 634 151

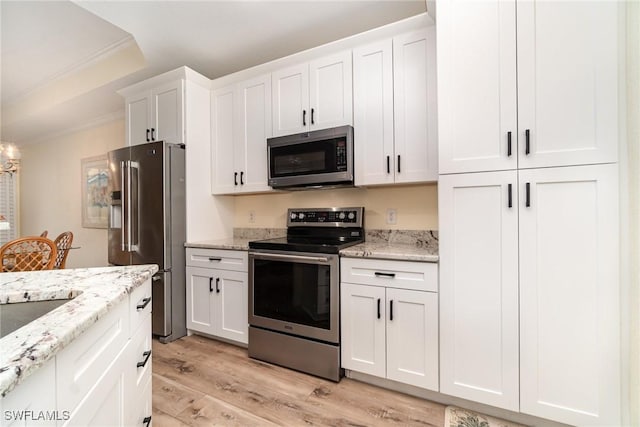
248 207 364 381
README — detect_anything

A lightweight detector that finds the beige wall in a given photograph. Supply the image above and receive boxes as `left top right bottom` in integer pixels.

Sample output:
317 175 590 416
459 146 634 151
234 183 438 230
19 120 125 268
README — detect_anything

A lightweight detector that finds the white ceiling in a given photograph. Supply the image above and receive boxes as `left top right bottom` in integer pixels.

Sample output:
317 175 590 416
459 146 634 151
0 0 426 145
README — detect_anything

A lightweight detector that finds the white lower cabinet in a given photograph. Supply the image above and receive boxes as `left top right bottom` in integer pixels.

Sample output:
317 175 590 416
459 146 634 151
439 164 620 426
341 258 438 391
186 248 248 345
1 279 153 427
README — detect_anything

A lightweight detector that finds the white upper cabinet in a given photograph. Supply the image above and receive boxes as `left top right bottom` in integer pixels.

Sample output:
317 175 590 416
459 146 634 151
125 80 184 146
438 0 620 174
272 51 352 137
211 74 272 195
516 1 619 169
354 29 438 187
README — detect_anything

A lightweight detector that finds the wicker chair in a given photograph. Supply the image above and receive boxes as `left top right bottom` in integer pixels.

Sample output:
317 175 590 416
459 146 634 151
40 230 48 238
53 231 74 269
0 237 57 272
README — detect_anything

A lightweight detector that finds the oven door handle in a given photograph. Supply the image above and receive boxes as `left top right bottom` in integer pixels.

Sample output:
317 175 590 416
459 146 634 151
251 252 331 264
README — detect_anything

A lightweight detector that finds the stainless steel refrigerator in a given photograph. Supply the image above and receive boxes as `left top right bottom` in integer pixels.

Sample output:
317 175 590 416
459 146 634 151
107 141 186 343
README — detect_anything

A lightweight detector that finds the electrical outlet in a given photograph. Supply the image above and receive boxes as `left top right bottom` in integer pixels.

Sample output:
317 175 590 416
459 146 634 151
386 208 397 225
248 210 256 223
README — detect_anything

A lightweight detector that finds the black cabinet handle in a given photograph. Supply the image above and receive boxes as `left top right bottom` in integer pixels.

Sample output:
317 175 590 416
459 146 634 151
209 277 214 293
526 182 531 207
525 129 530 155
311 108 315 125
136 350 151 368
397 155 401 173
240 171 244 185
136 297 151 311
508 184 513 208
208 257 222 262
507 131 512 157
151 128 155 141
146 129 150 142
375 272 396 278
389 300 394 321
386 156 390 174
143 416 152 427
234 172 238 186
216 277 220 293
303 110 307 126
377 298 381 319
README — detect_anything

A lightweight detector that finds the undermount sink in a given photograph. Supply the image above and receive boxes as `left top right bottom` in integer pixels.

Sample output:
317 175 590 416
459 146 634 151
0 298 74 338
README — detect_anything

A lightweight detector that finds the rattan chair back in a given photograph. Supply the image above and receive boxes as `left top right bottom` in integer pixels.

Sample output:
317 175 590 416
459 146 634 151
0 237 57 272
53 231 74 269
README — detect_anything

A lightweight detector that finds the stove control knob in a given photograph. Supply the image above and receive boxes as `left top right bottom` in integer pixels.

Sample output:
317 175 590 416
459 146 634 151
348 212 355 220
299 213 305 220
338 212 346 220
290 212 297 220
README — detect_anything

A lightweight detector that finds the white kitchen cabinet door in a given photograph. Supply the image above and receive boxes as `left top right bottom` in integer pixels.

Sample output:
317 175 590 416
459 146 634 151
309 50 353 131
272 63 309 137
353 39 395 186
519 164 620 426
186 266 215 334
393 28 438 182
152 79 184 144
386 288 438 391
126 92 152 146
236 74 272 194
437 0 518 174
211 85 236 194
516 1 619 169
341 282 386 378
438 171 520 411
214 269 249 344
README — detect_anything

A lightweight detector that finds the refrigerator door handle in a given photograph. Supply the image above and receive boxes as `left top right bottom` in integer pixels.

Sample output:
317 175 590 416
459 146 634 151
120 161 128 252
129 161 140 251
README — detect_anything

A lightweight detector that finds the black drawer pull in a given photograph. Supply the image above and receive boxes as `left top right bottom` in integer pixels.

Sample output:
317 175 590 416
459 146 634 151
146 129 150 142
136 297 151 311
397 155 401 173
525 129 530 155
508 183 513 208
137 350 151 368
208 257 222 262
151 128 155 141
375 272 396 278
216 277 220 293
303 110 307 126
386 156 390 174
209 277 214 293
143 416 152 427
526 182 531 207
389 300 394 321
240 171 244 185
234 172 238 186
507 131 512 157
377 298 381 319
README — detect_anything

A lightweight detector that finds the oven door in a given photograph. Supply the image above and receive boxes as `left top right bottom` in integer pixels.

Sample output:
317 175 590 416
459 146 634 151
249 250 339 344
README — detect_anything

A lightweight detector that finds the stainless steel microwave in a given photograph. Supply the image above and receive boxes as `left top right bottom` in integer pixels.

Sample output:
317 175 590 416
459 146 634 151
267 125 354 189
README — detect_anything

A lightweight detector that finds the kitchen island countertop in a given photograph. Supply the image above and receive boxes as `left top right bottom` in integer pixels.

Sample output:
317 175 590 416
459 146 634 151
0 264 158 398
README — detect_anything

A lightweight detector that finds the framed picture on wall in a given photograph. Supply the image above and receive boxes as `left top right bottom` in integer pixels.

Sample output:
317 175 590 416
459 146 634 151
81 155 109 229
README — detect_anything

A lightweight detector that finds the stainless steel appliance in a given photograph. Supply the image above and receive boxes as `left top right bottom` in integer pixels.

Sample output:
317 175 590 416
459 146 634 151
267 125 354 189
248 207 364 381
107 141 186 343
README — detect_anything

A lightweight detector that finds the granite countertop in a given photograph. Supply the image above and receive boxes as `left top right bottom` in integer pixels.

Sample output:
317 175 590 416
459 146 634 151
0 264 158 398
340 230 439 263
186 238 253 251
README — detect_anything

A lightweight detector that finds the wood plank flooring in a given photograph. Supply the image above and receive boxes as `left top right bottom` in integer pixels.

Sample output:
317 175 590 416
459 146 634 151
152 335 445 426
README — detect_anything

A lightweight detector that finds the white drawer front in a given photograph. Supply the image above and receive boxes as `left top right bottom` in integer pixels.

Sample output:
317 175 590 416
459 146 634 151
56 300 129 412
130 278 152 335
186 248 248 271
341 257 438 292
126 315 152 401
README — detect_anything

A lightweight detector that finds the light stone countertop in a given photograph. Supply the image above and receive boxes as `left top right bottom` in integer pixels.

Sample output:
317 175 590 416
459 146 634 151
0 264 158 398
339 241 439 262
185 238 253 251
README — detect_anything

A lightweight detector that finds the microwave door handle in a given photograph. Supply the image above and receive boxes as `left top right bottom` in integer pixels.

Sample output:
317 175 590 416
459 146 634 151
251 252 330 264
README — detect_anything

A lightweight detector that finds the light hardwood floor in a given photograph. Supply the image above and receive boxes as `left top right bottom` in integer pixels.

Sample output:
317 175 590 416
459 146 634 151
152 335 445 426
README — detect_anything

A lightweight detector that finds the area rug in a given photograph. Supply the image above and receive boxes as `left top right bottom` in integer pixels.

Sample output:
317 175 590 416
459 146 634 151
445 406 526 427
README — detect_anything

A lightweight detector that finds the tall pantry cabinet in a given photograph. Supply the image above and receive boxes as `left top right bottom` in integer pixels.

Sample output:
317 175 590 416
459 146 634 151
437 1 622 426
